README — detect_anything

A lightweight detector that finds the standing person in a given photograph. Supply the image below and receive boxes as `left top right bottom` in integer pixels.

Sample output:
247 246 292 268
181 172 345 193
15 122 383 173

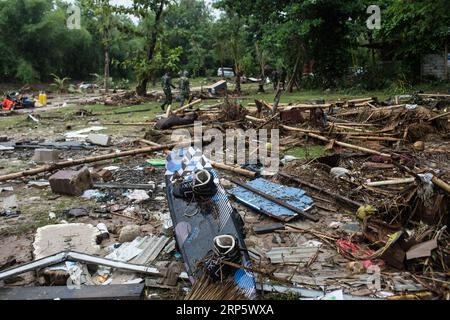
161 71 176 111
279 68 287 90
271 69 279 90
179 71 190 108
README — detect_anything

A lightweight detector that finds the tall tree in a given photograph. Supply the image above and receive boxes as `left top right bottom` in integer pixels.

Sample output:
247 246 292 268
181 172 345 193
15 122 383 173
81 0 115 93
117 0 168 96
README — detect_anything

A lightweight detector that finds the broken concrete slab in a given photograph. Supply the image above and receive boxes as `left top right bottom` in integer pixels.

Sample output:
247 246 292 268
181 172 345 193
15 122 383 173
33 223 101 260
32 149 60 163
49 167 92 196
0 195 18 211
87 134 112 146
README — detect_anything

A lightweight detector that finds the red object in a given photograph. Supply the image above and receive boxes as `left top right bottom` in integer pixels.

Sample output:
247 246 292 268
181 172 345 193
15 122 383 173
1 98 15 111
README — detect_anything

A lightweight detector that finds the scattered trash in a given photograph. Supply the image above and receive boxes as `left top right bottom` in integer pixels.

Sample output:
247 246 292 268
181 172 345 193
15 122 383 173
125 190 150 203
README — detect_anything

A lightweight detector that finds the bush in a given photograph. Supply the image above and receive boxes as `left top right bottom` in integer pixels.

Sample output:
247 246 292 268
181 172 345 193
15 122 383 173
15 59 38 83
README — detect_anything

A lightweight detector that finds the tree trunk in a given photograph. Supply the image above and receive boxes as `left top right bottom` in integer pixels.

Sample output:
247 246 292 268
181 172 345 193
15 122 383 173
104 46 110 94
136 0 165 96
287 53 301 93
235 72 241 94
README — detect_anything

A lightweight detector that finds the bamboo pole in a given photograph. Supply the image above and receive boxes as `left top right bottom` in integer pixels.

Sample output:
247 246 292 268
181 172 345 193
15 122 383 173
305 132 392 157
279 103 332 110
278 172 363 208
0 142 185 183
210 161 256 178
139 139 256 178
347 136 401 142
365 178 415 187
427 111 450 122
102 122 155 126
431 176 450 194
173 99 202 114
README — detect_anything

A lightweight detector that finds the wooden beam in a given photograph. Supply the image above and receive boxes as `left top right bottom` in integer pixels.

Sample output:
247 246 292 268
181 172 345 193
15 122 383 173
173 99 202 114
0 141 187 182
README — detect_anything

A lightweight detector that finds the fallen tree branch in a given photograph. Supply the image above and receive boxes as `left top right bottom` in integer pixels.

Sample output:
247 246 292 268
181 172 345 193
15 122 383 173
278 172 363 208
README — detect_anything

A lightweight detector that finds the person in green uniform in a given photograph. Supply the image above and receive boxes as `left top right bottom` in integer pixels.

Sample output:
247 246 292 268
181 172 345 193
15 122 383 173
178 71 190 108
161 71 176 111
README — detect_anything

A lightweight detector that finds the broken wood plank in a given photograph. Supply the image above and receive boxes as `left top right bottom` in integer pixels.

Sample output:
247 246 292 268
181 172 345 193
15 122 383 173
406 239 438 260
173 99 202 114
0 284 144 300
253 223 285 235
427 111 450 122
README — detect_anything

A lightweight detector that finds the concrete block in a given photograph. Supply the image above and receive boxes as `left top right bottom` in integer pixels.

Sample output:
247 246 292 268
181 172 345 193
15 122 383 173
32 149 60 163
87 134 112 146
33 223 100 259
49 167 93 196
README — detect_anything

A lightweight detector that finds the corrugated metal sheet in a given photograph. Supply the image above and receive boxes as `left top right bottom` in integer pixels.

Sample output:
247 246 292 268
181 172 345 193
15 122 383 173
229 178 314 220
266 246 320 264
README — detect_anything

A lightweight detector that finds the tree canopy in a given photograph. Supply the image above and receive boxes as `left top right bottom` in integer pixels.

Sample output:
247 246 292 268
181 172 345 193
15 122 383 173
0 0 448 92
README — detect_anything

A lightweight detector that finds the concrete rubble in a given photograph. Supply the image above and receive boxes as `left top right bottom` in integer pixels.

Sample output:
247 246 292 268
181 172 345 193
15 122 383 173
32 149 61 163
49 167 93 196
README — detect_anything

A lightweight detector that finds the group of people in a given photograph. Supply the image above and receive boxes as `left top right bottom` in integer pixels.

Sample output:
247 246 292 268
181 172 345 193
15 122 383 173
160 71 190 111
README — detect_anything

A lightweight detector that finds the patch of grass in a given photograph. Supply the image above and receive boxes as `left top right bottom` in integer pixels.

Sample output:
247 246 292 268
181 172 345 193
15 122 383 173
0 114 28 128
283 145 328 160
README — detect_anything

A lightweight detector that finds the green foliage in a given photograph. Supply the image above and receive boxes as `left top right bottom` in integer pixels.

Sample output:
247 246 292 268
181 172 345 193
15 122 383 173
50 73 71 93
16 59 38 83
0 0 448 89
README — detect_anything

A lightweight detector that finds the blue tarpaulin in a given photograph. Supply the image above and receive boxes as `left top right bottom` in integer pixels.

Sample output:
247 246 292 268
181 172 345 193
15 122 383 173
229 178 314 221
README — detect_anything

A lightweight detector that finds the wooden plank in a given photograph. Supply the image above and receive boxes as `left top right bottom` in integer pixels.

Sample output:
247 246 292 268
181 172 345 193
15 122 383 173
0 284 145 300
406 239 438 260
